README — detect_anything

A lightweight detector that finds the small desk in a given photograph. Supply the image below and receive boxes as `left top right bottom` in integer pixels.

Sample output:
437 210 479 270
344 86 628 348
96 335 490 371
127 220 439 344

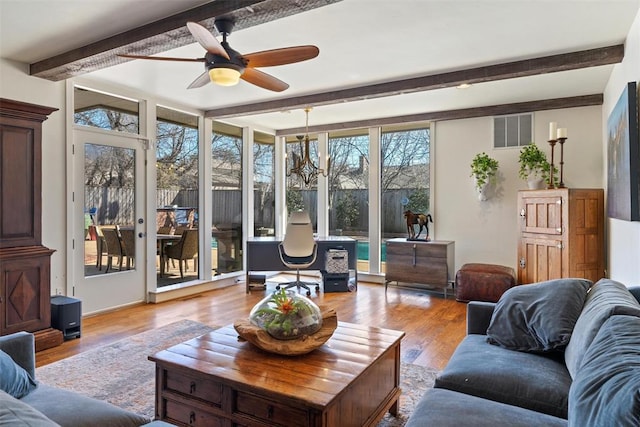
246 236 357 293
157 234 181 277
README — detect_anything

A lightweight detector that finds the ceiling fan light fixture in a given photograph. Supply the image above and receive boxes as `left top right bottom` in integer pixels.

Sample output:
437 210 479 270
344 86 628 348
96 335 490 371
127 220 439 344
209 66 242 86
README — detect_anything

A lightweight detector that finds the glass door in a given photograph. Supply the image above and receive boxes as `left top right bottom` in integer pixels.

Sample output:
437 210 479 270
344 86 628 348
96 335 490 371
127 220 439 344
73 128 147 312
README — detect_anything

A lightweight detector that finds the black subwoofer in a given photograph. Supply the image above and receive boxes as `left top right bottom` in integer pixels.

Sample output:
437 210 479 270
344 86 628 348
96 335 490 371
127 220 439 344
51 296 81 340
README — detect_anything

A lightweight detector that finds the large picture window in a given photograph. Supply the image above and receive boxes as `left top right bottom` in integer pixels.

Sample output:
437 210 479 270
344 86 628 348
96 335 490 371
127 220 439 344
285 135 318 229
212 122 243 275
156 106 200 286
328 131 370 270
254 131 275 236
381 126 430 272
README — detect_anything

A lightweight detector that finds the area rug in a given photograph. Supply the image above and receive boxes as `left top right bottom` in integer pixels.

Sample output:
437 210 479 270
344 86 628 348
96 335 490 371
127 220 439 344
36 319 437 426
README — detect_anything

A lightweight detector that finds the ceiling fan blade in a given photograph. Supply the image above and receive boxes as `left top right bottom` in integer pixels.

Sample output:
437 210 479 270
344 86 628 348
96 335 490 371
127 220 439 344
186 21 230 59
244 46 319 68
241 68 289 92
118 54 205 63
187 70 211 89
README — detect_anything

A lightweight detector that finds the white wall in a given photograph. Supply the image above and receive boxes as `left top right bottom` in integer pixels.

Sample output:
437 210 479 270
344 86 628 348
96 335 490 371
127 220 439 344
604 8 640 285
433 106 603 273
0 59 68 293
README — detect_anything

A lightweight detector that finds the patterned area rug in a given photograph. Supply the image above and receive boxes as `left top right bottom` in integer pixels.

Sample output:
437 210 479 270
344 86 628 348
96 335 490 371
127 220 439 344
36 320 437 426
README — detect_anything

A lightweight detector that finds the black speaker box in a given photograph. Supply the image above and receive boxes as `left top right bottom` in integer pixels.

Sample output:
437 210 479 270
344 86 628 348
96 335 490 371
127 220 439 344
51 296 81 340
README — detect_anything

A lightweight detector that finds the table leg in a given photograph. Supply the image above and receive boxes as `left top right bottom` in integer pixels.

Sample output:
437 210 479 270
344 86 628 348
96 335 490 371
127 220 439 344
159 241 166 278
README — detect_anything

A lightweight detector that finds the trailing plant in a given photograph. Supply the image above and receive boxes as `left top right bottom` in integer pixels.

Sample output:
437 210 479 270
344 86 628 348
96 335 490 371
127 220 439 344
518 143 558 185
470 152 499 190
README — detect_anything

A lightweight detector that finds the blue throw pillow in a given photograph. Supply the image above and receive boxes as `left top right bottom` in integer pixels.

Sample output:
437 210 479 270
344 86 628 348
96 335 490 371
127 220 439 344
0 349 37 399
568 315 640 427
486 278 591 352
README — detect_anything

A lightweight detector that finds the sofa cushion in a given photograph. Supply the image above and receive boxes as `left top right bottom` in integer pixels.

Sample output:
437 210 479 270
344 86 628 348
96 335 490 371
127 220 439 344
0 389 60 426
0 349 37 399
564 278 640 378
20 384 150 427
568 315 640 427
486 278 591 353
435 334 572 419
406 388 567 427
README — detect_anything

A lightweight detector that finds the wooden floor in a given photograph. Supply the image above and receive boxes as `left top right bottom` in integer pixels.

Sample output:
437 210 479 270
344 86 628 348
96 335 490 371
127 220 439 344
36 280 468 371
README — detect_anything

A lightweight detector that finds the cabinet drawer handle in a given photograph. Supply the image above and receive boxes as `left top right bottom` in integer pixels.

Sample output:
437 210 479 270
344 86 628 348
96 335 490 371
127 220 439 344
189 411 196 425
268 404 274 419
412 244 417 266
190 381 196 394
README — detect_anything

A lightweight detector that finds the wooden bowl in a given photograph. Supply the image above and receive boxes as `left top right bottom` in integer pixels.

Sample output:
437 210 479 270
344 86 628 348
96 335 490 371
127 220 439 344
234 306 338 356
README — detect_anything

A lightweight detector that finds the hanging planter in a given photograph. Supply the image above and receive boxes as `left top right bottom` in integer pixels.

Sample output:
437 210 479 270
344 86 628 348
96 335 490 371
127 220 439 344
470 152 499 201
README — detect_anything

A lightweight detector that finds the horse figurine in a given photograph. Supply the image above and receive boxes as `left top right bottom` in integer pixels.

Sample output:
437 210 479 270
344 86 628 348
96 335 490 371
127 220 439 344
404 210 433 240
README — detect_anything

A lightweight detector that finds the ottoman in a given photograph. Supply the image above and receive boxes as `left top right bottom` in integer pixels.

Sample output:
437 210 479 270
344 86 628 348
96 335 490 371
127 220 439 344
455 263 516 302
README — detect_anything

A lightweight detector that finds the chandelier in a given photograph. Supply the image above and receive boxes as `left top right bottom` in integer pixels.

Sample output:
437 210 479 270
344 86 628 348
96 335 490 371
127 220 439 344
286 108 330 186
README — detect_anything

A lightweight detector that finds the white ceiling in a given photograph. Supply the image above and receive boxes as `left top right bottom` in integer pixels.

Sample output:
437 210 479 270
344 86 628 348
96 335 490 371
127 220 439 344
1 0 639 133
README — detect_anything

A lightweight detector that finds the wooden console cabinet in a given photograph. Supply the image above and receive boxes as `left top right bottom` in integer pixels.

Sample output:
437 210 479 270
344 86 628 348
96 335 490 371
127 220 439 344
517 188 604 284
385 239 455 296
0 98 62 351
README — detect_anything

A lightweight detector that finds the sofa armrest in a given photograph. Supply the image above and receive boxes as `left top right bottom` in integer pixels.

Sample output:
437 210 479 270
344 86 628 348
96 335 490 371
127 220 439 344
466 301 496 335
628 285 640 304
0 332 36 379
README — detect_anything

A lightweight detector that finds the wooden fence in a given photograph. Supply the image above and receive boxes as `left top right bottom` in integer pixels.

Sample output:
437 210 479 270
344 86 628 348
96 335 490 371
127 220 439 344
86 187 428 234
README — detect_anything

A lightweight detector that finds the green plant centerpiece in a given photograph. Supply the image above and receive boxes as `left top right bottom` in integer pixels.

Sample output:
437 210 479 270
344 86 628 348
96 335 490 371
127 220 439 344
249 289 323 340
518 143 558 188
470 152 499 199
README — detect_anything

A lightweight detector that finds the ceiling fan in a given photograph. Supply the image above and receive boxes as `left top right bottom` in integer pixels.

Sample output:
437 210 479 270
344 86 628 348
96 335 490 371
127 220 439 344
117 18 319 92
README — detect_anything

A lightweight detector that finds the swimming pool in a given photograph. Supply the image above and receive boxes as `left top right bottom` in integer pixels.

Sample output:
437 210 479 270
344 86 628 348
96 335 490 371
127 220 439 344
356 241 386 262
212 238 386 261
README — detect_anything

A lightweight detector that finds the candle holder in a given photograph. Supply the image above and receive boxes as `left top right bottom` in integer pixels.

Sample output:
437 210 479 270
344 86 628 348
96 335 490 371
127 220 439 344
547 138 557 189
557 137 567 188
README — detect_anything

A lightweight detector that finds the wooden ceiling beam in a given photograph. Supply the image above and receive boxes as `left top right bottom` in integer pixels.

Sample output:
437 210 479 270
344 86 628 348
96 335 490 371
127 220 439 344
206 45 623 119
275 94 603 135
30 0 341 81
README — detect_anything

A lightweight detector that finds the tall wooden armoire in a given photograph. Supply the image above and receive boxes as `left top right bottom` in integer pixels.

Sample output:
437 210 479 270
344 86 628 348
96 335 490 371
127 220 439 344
517 188 604 285
0 98 63 351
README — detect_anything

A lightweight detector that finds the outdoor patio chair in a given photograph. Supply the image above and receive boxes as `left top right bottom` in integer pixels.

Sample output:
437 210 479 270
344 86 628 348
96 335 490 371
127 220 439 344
102 226 125 273
119 228 136 269
94 225 107 270
164 228 199 278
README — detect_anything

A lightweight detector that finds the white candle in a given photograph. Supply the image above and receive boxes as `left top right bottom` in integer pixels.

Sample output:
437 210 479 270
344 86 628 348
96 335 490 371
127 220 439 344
549 122 557 140
557 128 567 139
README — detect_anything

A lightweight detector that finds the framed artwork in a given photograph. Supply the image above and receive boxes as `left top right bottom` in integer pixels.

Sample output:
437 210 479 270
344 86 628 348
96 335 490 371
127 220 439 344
607 81 639 221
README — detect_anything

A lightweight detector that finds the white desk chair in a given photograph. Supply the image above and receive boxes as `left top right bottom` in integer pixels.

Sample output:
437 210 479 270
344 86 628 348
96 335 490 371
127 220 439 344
276 211 319 296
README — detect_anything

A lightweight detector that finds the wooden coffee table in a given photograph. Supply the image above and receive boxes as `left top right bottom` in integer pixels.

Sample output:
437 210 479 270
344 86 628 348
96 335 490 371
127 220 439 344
149 321 405 427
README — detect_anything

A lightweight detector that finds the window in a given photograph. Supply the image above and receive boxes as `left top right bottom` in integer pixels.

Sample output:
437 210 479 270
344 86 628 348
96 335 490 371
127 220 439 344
254 131 275 236
285 135 318 229
494 113 533 148
156 106 200 285
74 86 139 134
328 131 369 269
381 127 430 271
211 122 243 275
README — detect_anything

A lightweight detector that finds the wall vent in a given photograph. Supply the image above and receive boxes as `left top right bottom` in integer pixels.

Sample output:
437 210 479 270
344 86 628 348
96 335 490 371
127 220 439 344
494 113 533 148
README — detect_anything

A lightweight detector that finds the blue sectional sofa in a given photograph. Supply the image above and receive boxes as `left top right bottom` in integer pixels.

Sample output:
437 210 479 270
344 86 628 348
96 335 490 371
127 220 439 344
406 278 640 427
0 331 152 427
